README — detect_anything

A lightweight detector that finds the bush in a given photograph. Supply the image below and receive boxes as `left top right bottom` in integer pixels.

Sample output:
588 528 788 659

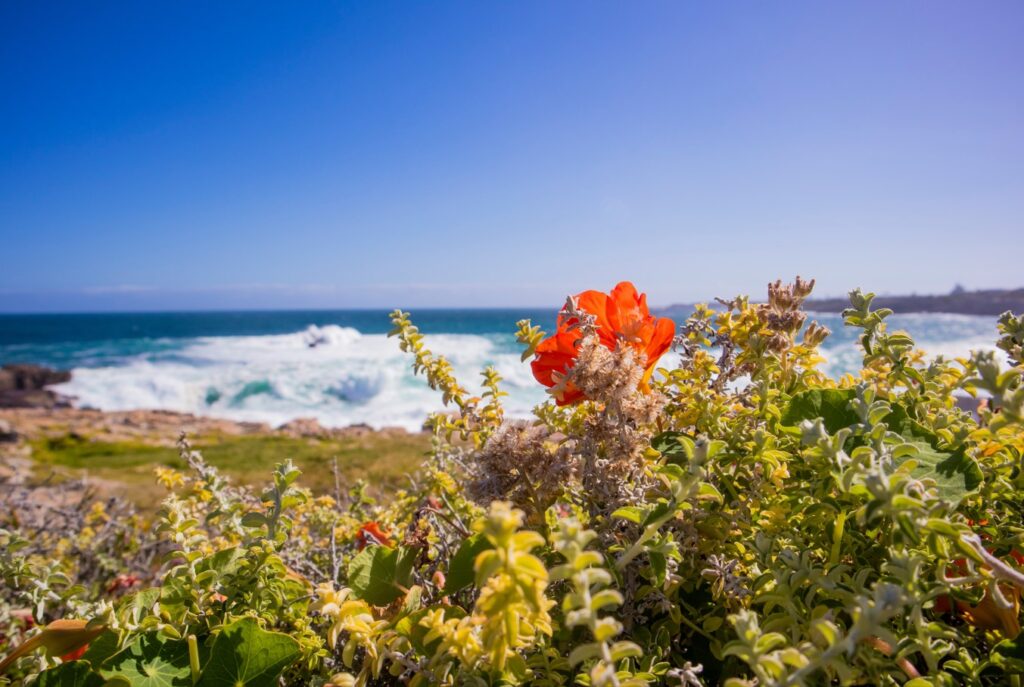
2 278 1024 686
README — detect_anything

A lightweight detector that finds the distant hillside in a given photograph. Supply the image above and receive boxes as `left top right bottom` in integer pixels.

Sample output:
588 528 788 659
804 288 1024 316
657 288 1024 319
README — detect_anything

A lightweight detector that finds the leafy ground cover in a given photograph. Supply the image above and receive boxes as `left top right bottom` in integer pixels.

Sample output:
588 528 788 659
2 279 1023 687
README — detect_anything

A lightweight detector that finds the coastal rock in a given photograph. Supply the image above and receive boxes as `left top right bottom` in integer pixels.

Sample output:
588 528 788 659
0 364 72 409
0 364 71 392
339 422 374 437
273 418 410 440
0 406 411 449
278 417 328 438
0 389 67 409
0 419 17 443
0 407 272 446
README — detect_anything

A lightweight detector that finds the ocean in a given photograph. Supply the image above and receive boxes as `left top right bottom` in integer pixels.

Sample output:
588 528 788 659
0 309 1006 431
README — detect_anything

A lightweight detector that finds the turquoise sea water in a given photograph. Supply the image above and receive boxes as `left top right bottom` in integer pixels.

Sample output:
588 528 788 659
0 308 1004 430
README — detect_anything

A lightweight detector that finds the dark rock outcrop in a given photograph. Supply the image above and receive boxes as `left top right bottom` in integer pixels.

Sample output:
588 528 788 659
0 418 17 442
0 364 71 391
0 364 72 409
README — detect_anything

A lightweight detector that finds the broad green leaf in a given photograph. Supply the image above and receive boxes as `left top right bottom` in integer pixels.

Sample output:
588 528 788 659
781 389 858 432
195 547 243 577
31 662 104 687
881 401 982 504
443 535 491 595
124 589 161 618
101 634 191 687
884 402 930 439
611 507 644 524
240 512 267 529
348 545 417 605
651 431 693 463
80 630 121 668
197 619 299 687
893 441 982 506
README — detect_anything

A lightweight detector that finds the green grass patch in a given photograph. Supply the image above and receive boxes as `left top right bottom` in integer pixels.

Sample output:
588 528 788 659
29 432 431 506
32 435 180 470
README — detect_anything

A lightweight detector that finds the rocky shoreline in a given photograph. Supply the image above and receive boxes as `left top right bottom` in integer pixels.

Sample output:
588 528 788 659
0 363 413 446
0 405 411 447
0 361 420 518
0 363 72 409
0 363 421 506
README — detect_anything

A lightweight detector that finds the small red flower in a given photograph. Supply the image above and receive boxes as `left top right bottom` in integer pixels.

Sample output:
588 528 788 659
61 644 89 662
11 609 34 630
531 281 676 405
105 574 141 596
356 521 393 550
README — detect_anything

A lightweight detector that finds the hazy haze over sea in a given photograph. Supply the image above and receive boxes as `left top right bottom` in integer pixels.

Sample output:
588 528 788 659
0 309 1006 431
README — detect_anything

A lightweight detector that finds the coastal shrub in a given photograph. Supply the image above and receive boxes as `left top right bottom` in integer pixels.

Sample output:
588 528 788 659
2 278 1024 686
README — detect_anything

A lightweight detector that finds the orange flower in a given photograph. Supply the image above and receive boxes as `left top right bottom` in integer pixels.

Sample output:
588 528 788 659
933 529 1024 638
356 521 393 550
960 584 1021 637
531 281 676 405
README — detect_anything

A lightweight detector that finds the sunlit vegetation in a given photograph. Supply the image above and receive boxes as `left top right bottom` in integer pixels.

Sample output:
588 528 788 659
2 279 1023 686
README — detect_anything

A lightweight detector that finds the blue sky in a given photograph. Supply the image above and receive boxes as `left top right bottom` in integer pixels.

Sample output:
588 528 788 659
1 2 1021 312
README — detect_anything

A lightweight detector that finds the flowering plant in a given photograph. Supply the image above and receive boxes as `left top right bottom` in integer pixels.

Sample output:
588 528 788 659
2 278 1023 687
531 281 675 404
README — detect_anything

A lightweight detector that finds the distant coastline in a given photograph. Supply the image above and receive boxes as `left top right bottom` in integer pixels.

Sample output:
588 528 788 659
659 287 1024 319
804 287 1024 317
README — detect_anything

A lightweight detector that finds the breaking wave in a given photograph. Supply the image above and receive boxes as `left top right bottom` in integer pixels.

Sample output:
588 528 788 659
54 325 545 431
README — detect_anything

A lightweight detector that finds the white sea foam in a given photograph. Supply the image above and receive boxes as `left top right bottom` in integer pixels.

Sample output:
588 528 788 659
54 326 547 431
53 314 1005 431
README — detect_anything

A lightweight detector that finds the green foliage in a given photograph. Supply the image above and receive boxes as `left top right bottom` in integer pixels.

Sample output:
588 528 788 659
197 619 300 687
781 388 859 431
30 661 102 687
550 519 648 687
101 634 192 687
442 534 490 595
346 546 416 606
997 311 1024 367
3 279 1024 687
514 319 546 362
